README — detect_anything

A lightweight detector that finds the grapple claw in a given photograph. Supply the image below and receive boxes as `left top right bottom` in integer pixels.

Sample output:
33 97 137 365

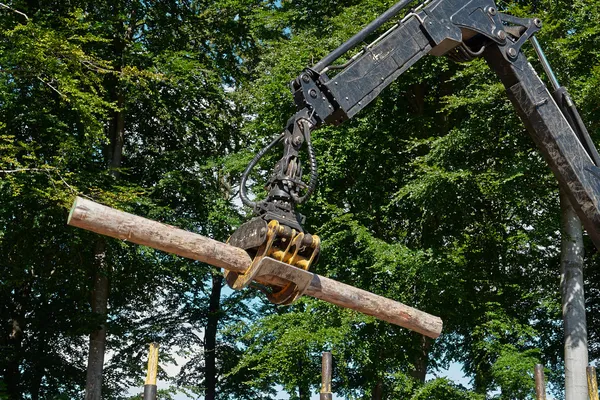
226 220 320 305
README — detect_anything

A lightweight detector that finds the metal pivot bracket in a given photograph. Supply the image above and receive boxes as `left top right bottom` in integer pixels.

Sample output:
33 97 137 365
498 13 542 60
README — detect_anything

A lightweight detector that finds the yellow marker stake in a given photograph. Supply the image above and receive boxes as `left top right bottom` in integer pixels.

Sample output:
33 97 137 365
588 366 599 400
144 343 159 400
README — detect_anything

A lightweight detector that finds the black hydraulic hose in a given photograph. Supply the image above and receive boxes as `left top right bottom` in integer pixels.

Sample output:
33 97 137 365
295 119 318 204
240 132 285 209
311 0 415 73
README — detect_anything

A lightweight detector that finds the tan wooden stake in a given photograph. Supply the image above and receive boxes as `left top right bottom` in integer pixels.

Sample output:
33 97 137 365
534 364 546 400
588 366 599 400
68 197 443 338
143 343 159 400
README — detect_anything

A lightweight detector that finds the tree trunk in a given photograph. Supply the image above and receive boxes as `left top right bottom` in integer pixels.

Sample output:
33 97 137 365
298 384 310 400
204 273 223 400
371 380 384 400
84 239 110 400
6 308 24 400
68 197 444 338
410 335 430 383
84 74 126 398
560 191 588 400
30 328 46 400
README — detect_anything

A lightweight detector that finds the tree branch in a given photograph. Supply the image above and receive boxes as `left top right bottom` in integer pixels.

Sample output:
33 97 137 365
0 168 53 173
0 2 29 20
37 76 64 97
0 167 94 200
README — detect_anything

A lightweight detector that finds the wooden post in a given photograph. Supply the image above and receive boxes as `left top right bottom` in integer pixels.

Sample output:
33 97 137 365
143 343 159 400
534 364 546 400
68 197 443 338
588 366 599 400
320 352 333 400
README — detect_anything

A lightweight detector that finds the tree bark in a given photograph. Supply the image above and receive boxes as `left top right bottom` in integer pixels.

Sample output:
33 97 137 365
409 335 430 383
204 273 223 400
298 381 310 400
30 328 47 400
6 309 24 400
560 191 588 400
371 380 384 400
84 67 126 399
84 239 110 400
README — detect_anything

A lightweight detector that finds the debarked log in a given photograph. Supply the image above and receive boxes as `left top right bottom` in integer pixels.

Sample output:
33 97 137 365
68 197 443 338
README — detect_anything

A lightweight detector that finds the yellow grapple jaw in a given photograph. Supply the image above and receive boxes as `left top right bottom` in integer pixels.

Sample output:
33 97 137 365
226 218 320 305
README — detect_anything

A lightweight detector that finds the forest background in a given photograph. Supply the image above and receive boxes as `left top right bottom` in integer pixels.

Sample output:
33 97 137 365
1 0 600 399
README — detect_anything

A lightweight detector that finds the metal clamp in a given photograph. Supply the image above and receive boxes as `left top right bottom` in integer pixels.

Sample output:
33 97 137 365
225 220 280 291
226 220 320 305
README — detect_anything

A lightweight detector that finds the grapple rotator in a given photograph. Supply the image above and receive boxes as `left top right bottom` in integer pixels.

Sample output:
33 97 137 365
226 109 321 305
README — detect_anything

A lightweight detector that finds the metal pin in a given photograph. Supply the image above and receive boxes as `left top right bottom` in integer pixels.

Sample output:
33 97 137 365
529 36 560 91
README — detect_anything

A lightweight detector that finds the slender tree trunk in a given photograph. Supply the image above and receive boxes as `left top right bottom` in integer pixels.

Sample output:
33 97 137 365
84 239 110 400
84 79 126 399
30 328 46 400
410 335 430 383
204 273 223 400
371 380 384 400
6 309 24 400
560 192 588 400
298 384 310 400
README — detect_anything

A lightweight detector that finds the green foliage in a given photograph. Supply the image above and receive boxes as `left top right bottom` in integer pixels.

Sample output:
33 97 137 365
490 347 540 399
0 0 257 397
2 0 600 398
411 378 484 400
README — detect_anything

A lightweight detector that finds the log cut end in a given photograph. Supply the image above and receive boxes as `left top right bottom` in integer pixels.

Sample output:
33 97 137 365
67 196 82 226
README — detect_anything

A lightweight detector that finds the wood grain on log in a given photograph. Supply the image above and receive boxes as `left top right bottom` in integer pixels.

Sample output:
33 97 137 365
68 197 443 338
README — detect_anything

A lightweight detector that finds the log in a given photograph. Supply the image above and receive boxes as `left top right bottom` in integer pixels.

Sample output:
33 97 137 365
68 197 443 338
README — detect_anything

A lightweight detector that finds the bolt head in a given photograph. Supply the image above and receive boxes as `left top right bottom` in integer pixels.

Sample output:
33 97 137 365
302 74 310 83
534 18 542 28
487 7 497 16
497 30 506 40
507 47 518 58
309 89 318 98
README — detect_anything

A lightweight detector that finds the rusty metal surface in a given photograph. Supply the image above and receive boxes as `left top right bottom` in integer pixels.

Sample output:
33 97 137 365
321 352 333 400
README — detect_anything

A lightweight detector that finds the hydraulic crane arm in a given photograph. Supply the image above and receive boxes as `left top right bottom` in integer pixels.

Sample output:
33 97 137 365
485 45 600 249
229 0 600 304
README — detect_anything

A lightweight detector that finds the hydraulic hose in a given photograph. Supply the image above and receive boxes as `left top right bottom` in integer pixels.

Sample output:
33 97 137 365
240 132 285 209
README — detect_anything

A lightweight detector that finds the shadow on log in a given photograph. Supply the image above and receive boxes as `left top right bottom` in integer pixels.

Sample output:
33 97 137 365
68 197 443 339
